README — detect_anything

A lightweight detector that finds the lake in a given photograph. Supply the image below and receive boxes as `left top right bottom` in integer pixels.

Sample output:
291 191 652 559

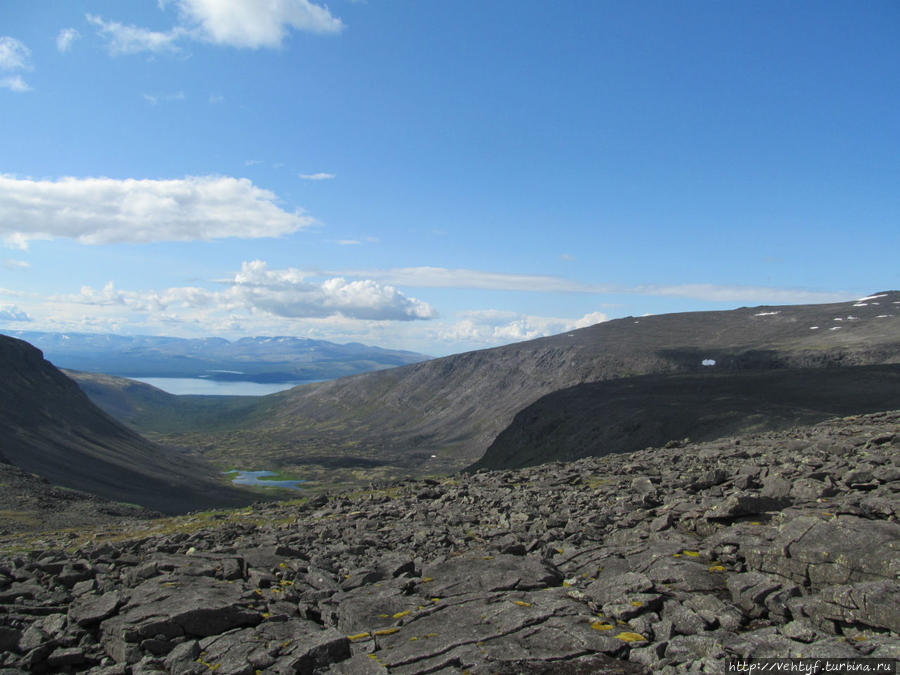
133 377 308 396
226 470 305 490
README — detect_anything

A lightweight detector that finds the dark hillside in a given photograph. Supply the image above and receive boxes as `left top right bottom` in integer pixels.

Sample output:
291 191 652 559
0 335 252 514
471 364 900 470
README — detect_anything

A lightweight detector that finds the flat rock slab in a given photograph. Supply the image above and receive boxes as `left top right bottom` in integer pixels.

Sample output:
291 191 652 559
100 575 261 663
421 552 562 597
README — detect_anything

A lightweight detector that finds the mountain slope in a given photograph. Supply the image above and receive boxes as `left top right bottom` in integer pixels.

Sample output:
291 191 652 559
470 364 900 470
0 335 253 514
156 292 899 477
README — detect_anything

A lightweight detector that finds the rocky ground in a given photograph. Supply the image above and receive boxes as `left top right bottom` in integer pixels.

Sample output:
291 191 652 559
0 410 897 674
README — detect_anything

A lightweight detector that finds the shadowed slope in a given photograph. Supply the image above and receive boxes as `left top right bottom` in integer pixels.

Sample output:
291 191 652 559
471 364 900 470
0 335 253 514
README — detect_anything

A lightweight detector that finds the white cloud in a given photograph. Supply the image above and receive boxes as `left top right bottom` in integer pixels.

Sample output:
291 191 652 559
56 28 81 52
0 37 30 70
142 91 185 104
0 305 31 322
299 172 335 181
88 0 342 56
344 267 853 305
632 284 850 304
440 309 608 345
336 239 361 246
0 175 313 249
2 259 29 270
228 260 435 321
175 0 343 47
0 36 32 91
349 267 602 293
56 261 435 324
86 14 183 55
0 75 30 92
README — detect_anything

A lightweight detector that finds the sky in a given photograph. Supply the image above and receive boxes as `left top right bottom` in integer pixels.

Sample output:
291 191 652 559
1 1 898 356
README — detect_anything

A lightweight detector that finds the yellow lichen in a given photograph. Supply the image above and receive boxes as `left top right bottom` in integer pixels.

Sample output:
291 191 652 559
682 550 700 557
630 601 643 607
614 632 647 642
373 627 400 636
591 621 614 630
421 577 434 583
512 600 531 607
708 565 726 573
392 610 411 619
346 632 370 641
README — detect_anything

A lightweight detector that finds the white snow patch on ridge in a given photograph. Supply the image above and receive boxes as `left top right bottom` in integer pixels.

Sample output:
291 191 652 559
753 311 780 316
701 359 716 366
857 294 888 302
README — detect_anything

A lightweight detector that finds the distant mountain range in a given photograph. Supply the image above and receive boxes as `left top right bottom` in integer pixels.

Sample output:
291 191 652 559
2 331 431 382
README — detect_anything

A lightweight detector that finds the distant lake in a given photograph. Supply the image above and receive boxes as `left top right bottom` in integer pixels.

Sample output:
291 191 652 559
133 377 308 396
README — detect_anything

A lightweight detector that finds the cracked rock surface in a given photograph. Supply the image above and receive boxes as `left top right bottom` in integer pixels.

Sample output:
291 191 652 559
0 410 897 673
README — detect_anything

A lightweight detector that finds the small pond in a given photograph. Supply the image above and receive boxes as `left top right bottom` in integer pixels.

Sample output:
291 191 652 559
225 470 305 490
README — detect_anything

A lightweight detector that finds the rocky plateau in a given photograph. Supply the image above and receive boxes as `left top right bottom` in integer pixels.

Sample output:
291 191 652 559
0 410 897 673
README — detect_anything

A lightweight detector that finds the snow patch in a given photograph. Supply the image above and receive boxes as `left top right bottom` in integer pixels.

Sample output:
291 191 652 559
809 326 819 330
857 294 888 302
830 326 841 331
853 303 868 307
753 311 780 316
701 359 716 366
833 317 843 321
875 315 891 319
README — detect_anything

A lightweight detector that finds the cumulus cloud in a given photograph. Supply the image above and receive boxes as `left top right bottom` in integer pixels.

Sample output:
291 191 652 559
175 0 343 47
299 172 335 181
0 36 32 92
0 175 313 249
0 305 31 322
228 260 435 321
56 28 81 52
61 261 434 323
87 14 183 55
89 0 342 55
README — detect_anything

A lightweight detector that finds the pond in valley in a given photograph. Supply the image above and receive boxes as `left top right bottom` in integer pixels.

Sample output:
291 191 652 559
225 470 305 490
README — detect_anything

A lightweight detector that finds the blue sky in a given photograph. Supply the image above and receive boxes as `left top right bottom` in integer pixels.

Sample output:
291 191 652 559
1 1 897 355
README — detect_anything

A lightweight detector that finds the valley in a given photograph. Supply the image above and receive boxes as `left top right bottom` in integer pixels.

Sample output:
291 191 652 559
61 292 900 493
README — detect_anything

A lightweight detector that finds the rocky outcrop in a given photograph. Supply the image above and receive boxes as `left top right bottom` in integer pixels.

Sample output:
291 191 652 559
0 410 897 672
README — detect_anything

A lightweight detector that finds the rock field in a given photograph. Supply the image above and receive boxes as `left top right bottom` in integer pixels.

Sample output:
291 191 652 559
0 410 898 673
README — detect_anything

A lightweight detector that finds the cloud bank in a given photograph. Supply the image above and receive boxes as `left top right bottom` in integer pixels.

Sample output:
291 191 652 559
59 261 435 324
0 175 313 249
